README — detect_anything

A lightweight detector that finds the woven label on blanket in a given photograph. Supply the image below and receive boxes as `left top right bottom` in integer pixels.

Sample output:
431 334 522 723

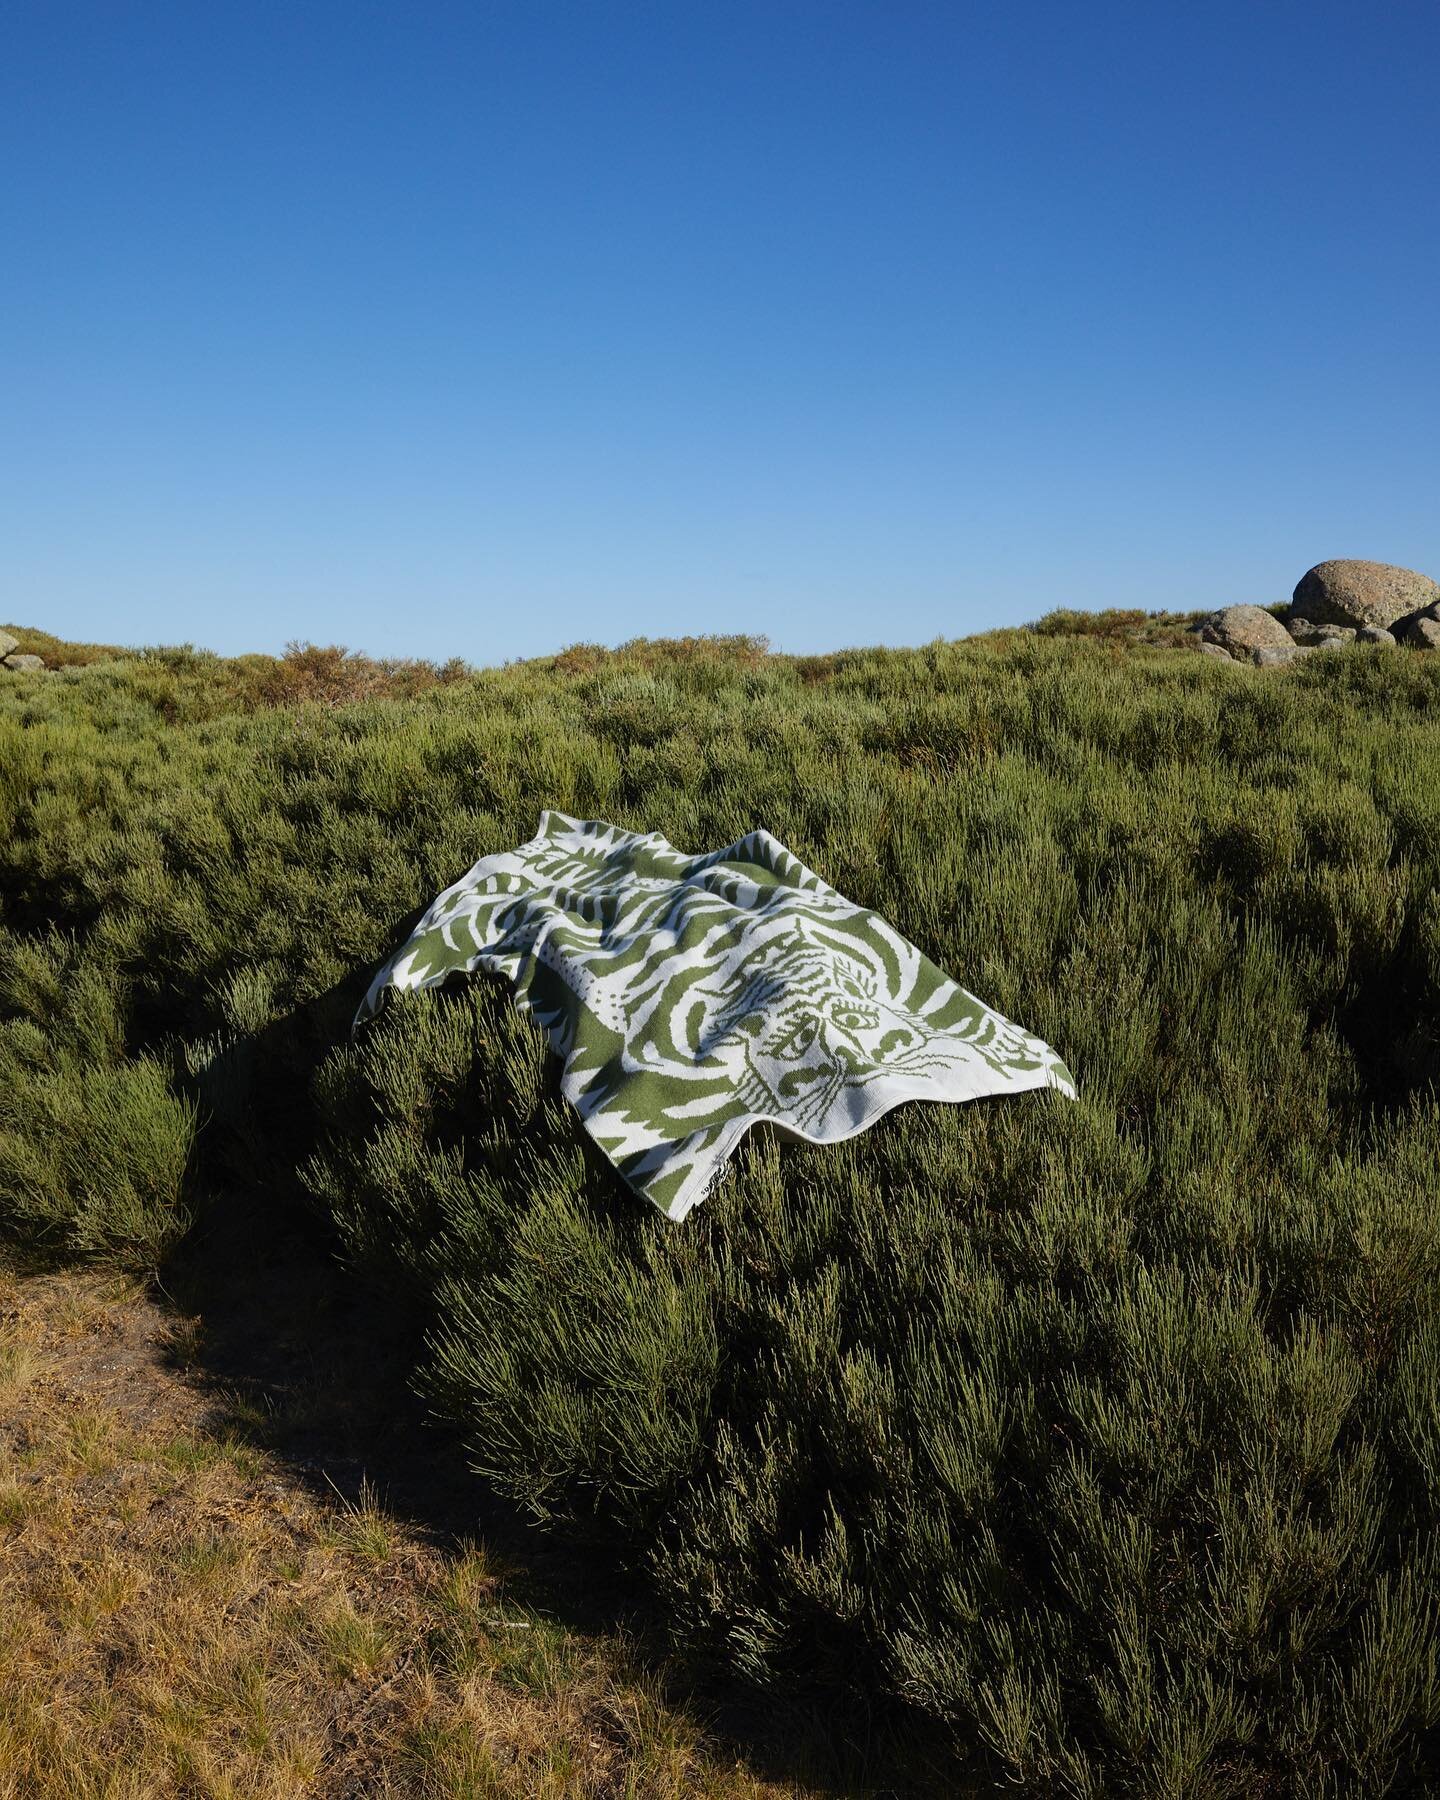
357 812 1075 1219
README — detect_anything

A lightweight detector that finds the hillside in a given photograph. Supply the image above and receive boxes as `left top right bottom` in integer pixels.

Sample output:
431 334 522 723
3 619 1439 1794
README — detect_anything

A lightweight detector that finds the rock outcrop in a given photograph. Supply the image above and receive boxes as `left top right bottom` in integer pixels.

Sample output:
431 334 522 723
1200 605 1294 659
0 629 18 659
1288 617 1355 645
1399 615 1440 651
1292 561 1440 632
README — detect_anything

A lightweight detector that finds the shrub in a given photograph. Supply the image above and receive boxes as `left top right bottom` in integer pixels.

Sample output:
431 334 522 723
0 622 135 667
242 640 470 709
3 620 1440 1787
0 931 195 1266
1029 607 1210 648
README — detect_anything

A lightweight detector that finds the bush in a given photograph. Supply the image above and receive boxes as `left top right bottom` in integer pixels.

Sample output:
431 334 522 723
1029 607 1210 648
242 640 471 708
4 619 1440 1787
0 931 195 1266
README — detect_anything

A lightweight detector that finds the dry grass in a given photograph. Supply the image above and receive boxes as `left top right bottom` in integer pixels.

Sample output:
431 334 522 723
0 1266 807 1799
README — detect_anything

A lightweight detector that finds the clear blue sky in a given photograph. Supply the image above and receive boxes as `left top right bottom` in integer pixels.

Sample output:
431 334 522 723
3 2 1437 664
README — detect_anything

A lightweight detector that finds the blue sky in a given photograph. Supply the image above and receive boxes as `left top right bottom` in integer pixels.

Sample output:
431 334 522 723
3 1 1436 663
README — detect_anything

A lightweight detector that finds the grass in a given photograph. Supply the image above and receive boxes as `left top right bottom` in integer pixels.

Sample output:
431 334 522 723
2 614 1439 1790
0 1264 805 1798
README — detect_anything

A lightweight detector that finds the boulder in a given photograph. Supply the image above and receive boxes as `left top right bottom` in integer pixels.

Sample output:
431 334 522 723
1196 640 1236 661
0 629 17 658
1292 560 1440 631
1400 616 1440 651
1288 617 1355 645
2 653 45 672
1357 627 1397 646
1254 645 1302 668
1200 605 1294 658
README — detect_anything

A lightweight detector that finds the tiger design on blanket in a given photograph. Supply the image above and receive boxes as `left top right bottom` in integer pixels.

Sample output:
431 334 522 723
356 813 1074 1218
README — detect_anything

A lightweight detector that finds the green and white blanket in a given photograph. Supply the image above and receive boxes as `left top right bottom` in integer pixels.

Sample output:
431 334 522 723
357 812 1075 1219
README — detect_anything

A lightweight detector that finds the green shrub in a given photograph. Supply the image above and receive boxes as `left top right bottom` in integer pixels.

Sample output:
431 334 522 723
1028 606 1209 647
309 972 1440 1791
3 619 1440 1787
0 930 195 1266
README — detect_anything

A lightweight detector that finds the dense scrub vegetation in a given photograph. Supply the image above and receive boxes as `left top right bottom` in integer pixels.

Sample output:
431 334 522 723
3 622 1439 1793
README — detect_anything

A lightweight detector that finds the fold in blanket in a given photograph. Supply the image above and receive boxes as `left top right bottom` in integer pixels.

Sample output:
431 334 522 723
357 812 1076 1219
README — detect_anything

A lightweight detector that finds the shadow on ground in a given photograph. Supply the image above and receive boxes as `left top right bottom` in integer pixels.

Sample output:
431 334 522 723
161 1174 960 1798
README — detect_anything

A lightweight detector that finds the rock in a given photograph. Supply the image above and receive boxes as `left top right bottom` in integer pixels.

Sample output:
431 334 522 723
1200 605 1294 658
1357 627 1397 646
1254 645 1302 668
0 629 17 658
1292 560 1440 631
2 653 45 672
1196 641 1235 661
1288 616 1357 645
1400 616 1440 650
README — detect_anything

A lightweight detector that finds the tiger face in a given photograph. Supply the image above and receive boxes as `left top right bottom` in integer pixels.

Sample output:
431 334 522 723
692 929 954 1129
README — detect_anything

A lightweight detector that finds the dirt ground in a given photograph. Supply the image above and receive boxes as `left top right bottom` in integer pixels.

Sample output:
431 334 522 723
0 1258 812 1798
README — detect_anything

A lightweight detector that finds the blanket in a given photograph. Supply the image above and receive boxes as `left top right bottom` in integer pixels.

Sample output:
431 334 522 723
356 812 1076 1219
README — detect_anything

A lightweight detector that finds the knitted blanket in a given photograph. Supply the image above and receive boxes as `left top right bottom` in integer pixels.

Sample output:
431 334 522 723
357 812 1075 1219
